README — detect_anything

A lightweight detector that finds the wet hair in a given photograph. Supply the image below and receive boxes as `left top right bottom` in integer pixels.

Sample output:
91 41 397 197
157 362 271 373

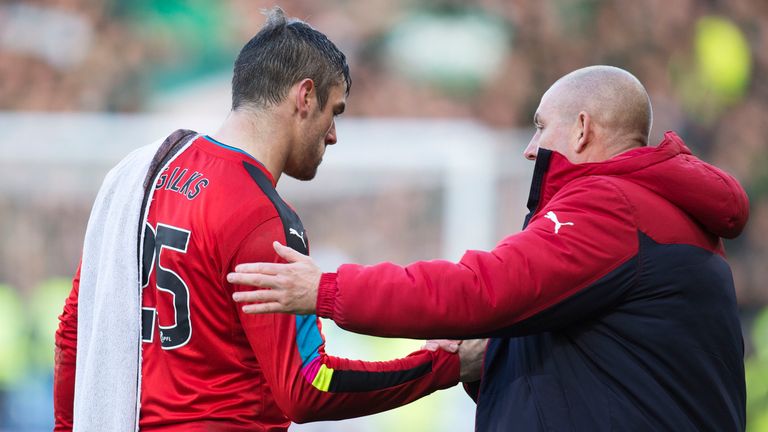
231 7 351 111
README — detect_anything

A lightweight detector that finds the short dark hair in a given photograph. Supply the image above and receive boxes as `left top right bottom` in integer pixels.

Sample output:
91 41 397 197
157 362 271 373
231 7 351 111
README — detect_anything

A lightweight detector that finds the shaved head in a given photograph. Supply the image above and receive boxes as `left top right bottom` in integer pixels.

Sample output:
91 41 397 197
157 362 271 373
525 66 653 163
546 65 652 144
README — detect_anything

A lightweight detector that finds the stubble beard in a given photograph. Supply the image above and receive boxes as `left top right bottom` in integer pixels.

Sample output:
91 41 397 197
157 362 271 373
285 145 323 181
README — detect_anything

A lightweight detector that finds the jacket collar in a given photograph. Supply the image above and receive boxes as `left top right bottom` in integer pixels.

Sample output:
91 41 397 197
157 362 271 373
523 131 690 229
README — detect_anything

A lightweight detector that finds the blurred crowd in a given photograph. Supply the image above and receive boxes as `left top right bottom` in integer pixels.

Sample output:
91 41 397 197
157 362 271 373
1 0 767 430
2 0 766 301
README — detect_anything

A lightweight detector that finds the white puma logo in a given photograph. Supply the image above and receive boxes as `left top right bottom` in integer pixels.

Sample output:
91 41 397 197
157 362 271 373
544 211 574 234
289 228 306 247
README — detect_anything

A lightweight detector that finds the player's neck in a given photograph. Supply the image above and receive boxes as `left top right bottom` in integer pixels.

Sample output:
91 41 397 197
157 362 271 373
211 109 291 183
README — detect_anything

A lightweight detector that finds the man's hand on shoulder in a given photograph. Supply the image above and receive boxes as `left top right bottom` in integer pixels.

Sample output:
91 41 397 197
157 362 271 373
229 241 320 315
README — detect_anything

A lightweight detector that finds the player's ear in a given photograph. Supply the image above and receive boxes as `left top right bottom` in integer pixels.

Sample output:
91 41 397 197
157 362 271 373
573 111 591 154
294 79 315 118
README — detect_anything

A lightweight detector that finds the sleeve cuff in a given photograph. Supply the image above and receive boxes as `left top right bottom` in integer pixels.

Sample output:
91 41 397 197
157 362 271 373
316 272 339 319
433 349 461 389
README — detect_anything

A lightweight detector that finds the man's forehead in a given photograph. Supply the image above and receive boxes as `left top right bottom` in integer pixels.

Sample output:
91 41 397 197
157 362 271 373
330 82 347 99
536 85 566 116
539 86 559 106
534 98 549 119
328 84 347 113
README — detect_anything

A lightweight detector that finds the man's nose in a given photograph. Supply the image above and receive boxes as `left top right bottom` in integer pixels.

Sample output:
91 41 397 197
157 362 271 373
523 140 538 160
325 122 337 145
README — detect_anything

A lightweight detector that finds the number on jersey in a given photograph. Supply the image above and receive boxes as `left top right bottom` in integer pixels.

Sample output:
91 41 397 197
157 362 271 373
141 223 192 350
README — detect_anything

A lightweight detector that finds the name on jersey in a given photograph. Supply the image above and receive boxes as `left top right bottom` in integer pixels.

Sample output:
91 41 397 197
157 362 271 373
155 166 209 200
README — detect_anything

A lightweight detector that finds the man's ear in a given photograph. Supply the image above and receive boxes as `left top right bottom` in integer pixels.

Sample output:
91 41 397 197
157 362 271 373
294 78 315 118
573 111 591 154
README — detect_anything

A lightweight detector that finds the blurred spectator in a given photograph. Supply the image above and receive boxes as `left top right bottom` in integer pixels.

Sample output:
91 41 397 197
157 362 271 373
2 0 764 301
0 1 147 110
0 0 766 429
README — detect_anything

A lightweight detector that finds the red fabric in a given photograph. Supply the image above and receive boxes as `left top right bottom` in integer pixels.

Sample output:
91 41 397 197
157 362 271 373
54 265 79 431
53 136 459 431
316 132 749 338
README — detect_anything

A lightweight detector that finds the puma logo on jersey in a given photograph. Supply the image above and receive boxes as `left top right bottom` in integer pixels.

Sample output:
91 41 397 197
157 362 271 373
289 228 306 247
544 211 574 234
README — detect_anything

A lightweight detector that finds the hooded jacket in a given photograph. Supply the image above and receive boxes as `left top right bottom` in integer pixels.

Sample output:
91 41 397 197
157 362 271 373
316 132 749 431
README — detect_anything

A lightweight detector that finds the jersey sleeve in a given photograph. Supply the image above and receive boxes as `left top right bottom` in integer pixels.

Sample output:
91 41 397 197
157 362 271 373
228 217 460 423
54 263 80 432
316 176 639 339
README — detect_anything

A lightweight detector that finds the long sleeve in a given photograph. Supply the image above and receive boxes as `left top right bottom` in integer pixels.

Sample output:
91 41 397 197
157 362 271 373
237 310 459 423
54 263 80 432
317 176 639 339
229 219 460 423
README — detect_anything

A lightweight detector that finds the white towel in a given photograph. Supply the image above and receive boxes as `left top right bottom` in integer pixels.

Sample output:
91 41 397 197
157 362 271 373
73 134 195 432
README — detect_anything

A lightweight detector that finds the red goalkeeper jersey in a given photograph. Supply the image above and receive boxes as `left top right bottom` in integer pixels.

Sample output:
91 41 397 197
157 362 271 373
54 135 459 431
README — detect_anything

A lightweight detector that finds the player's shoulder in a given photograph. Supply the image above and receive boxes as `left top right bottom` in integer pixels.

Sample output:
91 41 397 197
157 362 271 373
217 179 282 230
175 136 297 232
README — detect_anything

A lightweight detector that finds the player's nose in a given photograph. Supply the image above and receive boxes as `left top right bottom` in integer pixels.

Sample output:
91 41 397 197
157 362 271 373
325 121 337 146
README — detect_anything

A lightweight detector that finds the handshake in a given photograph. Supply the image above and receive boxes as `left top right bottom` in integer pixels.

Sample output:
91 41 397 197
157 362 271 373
422 339 488 383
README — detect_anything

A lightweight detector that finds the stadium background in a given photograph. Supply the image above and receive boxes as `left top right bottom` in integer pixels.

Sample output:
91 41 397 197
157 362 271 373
0 0 766 430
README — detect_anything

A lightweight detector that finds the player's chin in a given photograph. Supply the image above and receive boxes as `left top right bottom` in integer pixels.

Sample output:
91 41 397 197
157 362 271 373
287 164 320 181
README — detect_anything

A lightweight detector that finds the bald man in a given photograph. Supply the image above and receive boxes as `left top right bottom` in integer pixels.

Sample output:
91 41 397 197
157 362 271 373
525 66 652 163
228 66 749 430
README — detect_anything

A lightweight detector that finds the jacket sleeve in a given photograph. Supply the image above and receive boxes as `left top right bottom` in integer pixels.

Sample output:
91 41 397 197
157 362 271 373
54 263 80 432
316 176 640 339
229 218 460 423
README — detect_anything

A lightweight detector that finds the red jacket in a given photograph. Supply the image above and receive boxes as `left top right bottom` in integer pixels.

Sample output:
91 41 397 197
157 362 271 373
315 132 749 430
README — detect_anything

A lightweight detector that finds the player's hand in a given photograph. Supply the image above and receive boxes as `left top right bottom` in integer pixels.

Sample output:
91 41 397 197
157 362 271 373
457 339 487 382
422 339 460 353
228 241 320 315
423 339 486 381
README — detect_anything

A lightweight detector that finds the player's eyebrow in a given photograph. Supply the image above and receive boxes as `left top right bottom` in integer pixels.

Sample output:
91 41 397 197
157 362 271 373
334 102 346 116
